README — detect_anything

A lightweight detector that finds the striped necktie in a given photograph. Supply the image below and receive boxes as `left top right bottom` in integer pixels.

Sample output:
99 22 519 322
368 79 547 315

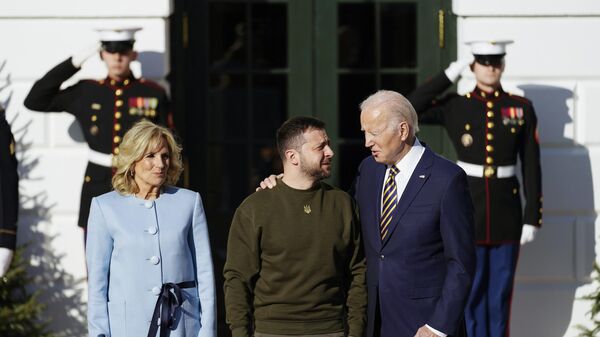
380 166 399 240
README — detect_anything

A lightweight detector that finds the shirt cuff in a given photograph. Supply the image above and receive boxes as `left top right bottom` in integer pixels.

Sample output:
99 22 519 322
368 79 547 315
426 324 447 337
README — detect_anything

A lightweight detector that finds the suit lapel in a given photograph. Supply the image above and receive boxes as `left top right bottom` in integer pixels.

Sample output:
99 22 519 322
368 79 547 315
370 163 387 251
381 147 434 248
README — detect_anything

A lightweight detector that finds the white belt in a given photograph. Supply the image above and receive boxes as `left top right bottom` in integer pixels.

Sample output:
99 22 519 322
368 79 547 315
456 160 516 178
88 149 113 167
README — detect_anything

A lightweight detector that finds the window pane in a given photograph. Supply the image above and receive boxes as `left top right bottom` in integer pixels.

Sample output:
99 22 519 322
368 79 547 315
338 4 375 69
339 74 376 139
251 3 287 68
380 3 417 68
381 74 417 97
209 74 248 139
206 144 251 213
252 75 287 140
209 3 247 70
338 144 371 192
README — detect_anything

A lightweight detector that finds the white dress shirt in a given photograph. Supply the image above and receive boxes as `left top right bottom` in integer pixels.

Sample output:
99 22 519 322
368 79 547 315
379 138 447 337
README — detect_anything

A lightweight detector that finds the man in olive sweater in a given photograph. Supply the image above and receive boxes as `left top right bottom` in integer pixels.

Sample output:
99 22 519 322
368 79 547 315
224 117 367 337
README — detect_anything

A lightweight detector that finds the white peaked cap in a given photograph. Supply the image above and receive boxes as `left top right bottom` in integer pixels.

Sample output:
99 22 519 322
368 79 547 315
465 40 514 55
95 27 142 42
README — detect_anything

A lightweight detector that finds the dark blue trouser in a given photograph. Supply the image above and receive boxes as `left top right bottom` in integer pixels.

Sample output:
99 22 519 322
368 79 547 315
465 244 520 337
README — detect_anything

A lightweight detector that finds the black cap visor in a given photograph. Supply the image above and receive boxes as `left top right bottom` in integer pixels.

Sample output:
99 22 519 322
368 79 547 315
474 54 505 67
101 41 135 54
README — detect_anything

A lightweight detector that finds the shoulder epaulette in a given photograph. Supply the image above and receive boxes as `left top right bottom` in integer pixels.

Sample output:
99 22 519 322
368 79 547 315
138 78 166 92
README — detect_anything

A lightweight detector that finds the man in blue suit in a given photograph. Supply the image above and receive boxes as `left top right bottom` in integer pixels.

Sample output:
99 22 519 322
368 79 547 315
353 90 476 337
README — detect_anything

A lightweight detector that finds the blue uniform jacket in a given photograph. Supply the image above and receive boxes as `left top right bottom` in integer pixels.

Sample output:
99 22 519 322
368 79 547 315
86 186 216 337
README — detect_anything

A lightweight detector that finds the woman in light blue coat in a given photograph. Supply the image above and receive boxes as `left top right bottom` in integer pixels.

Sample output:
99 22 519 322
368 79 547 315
86 120 216 337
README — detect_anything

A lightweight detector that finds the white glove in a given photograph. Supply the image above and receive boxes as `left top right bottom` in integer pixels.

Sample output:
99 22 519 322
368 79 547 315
520 224 538 245
71 42 102 68
444 55 475 83
0 247 14 277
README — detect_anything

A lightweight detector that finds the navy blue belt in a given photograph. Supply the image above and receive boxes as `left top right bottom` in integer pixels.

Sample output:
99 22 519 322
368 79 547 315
147 281 196 337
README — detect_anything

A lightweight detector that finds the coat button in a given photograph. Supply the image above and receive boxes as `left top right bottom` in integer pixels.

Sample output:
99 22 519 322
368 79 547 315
151 286 161 295
380 254 385 261
150 256 160 264
147 226 158 235
144 201 153 208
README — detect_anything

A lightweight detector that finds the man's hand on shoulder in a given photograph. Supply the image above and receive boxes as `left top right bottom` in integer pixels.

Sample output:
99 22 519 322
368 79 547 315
256 174 283 191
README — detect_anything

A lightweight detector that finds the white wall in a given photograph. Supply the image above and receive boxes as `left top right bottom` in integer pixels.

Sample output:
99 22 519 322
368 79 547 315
0 1 171 335
454 2 600 336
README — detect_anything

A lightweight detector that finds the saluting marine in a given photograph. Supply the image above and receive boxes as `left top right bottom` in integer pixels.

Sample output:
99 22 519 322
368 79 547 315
408 40 542 337
24 27 173 230
0 106 19 277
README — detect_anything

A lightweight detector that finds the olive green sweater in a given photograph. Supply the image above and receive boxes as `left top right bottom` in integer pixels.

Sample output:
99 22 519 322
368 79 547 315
224 180 366 337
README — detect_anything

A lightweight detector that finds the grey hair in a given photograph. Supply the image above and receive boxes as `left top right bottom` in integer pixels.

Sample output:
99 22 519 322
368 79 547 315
359 90 420 135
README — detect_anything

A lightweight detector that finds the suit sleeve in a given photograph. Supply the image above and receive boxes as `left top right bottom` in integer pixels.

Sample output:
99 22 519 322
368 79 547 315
23 58 82 113
345 201 367 337
190 193 217 337
0 118 18 250
428 170 476 335
406 72 455 125
223 207 260 337
86 197 113 337
519 105 543 227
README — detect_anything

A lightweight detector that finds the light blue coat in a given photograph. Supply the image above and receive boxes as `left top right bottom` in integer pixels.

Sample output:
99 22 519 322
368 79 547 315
86 186 216 337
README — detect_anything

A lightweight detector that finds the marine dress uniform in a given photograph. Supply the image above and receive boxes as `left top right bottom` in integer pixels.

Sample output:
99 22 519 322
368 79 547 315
0 108 19 251
407 41 542 337
23 31 172 229
86 186 216 337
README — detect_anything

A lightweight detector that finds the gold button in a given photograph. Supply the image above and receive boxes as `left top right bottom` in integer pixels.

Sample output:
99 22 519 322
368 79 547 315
487 133 494 141
115 89 123 96
486 145 494 152
115 100 123 107
466 93 471 98
513 188 518 194
511 127 516 133
481 92 487 98
539 208 543 213
115 123 121 131
91 115 97 122
124 79 130 85
114 136 121 143
487 101 494 108
494 91 500 97
487 122 494 129
85 176 91 183
538 219 543 225
487 111 494 118
113 148 120 155
484 167 495 178
465 124 471 131
110 79 116 85
486 157 494 164
115 111 122 119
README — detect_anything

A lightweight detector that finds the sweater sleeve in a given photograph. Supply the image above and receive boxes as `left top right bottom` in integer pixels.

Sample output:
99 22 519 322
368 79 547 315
345 201 367 337
223 207 261 337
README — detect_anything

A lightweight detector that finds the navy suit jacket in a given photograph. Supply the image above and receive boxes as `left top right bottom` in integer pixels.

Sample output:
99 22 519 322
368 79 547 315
352 146 475 337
